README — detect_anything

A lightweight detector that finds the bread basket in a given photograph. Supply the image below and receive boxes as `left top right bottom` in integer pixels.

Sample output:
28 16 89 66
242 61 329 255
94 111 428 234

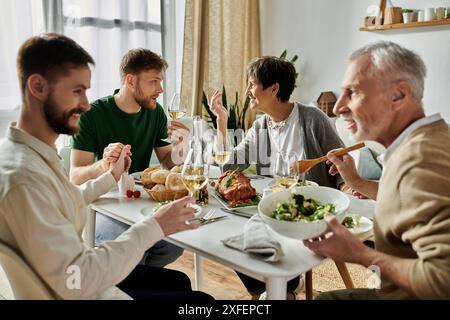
144 188 188 202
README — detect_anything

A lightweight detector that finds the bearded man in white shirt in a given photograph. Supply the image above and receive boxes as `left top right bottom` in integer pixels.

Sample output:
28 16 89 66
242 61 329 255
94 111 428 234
0 33 212 300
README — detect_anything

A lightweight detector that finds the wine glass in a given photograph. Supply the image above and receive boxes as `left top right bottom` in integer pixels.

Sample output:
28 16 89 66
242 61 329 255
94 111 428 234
162 93 187 143
274 152 303 188
213 134 233 176
181 148 209 198
168 93 187 121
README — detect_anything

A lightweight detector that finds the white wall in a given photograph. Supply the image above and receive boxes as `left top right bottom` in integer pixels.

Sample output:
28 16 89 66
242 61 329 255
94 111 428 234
260 0 450 121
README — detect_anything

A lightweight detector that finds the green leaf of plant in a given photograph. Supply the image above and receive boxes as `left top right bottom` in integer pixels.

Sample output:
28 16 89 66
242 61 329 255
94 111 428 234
228 104 237 130
240 96 250 131
202 91 217 129
280 50 287 60
234 92 241 126
222 85 228 110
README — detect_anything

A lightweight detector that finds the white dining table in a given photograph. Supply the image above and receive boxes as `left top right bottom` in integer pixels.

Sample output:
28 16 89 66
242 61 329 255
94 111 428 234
86 173 376 300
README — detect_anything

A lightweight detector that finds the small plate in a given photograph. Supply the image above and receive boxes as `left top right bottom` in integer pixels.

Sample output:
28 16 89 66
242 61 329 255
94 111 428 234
210 189 260 211
140 203 202 217
267 179 319 189
130 171 143 184
348 216 373 235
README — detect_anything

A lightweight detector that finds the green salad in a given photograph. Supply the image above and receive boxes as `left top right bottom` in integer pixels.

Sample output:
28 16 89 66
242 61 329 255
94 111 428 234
271 194 336 222
342 214 361 229
295 180 307 187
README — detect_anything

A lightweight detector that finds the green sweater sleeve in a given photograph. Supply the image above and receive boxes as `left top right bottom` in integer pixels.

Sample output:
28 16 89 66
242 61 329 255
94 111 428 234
153 104 170 148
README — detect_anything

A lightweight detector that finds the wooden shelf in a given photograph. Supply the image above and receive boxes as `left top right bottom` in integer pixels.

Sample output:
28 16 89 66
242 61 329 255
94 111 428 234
360 19 450 32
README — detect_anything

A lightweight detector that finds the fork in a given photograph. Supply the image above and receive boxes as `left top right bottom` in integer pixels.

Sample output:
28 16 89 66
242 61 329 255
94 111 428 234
292 142 365 173
188 209 227 225
201 209 216 221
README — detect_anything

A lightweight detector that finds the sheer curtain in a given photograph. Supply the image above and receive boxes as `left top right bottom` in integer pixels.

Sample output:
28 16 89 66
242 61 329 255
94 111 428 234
60 0 163 103
181 0 260 127
0 0 44 111
0 0 184 144
53 0 180 148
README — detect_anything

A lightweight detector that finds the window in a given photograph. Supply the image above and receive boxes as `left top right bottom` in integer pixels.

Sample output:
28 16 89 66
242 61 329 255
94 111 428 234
60 0 184 108
61 0 163 102
0 0 185 147
0 0 44 111
0 0 184 110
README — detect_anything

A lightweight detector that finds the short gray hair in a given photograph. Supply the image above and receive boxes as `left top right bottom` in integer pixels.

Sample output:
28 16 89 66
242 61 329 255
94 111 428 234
350 41 426 101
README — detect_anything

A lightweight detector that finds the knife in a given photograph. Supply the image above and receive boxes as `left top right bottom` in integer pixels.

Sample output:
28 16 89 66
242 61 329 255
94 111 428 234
220 208 255 218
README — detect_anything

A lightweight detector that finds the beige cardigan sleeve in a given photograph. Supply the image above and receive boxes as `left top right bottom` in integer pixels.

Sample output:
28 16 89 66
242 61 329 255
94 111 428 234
394 165 450 299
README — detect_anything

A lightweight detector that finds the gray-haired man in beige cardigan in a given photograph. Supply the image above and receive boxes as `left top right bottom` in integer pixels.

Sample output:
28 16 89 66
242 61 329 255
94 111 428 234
304 41 450 299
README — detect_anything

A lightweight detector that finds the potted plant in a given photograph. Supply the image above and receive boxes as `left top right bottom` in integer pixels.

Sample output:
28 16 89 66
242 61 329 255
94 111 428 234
402 9 414 23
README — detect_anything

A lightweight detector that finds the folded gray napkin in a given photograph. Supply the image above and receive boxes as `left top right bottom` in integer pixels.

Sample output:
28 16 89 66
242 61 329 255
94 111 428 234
222 214 284 262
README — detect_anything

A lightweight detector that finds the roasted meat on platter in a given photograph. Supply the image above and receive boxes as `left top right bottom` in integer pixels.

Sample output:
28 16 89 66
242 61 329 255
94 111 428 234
217 170 257 206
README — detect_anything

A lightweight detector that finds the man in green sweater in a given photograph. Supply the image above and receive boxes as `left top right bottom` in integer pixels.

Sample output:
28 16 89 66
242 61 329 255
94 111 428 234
305 41 450 299
70 49 188 267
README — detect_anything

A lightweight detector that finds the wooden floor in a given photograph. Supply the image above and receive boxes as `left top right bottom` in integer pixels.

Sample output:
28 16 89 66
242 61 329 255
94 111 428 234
166 251 368 300
166 251 315 300
166 251 252 300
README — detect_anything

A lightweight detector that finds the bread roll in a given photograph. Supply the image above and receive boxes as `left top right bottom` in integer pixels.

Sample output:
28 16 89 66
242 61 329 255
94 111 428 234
150 169 170 184
170 165 182 173
141 166 160 186
165 173 186 191
151 184 167 192
143 181 156 190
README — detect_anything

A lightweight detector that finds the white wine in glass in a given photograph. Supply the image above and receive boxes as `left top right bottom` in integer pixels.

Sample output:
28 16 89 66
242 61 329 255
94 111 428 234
274 153 301 188
213 135 232 176
181 173 208 195
169 110 186 120
214 151 231 166
181 149 209 198
163 93 187 143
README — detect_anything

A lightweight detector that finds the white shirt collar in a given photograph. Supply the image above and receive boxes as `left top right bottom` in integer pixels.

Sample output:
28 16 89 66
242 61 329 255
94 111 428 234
378 113 443 165
7 122 61 165
267 104 297 130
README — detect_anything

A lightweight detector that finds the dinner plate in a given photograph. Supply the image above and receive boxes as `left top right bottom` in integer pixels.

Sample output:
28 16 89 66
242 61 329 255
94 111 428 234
210 189 260 211
140 203 202 217
347 216 373 235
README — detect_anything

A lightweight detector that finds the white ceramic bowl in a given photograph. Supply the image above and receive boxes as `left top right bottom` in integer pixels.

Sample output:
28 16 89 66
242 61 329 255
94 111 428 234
258 186 350 240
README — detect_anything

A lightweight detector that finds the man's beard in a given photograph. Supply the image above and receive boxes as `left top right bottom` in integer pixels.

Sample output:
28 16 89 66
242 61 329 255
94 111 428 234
43 94 84 135
134 85 156 110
